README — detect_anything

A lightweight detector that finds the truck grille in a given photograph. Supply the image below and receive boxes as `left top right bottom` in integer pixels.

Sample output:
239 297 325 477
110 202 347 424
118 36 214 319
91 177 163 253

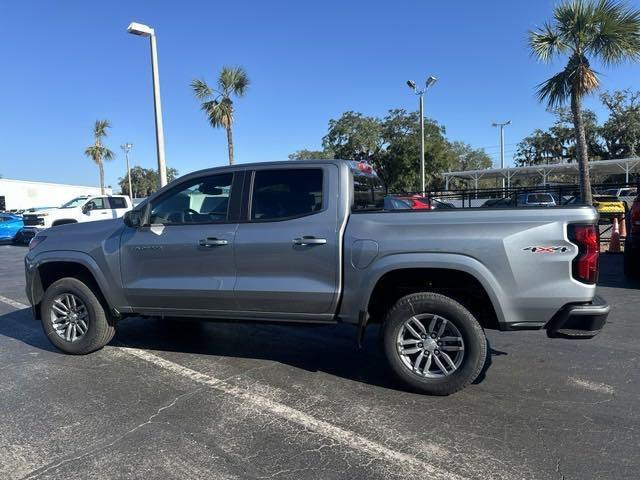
23 215 45 226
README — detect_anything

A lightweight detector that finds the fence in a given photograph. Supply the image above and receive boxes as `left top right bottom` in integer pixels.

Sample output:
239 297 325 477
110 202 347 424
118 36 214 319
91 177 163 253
401 181 639 250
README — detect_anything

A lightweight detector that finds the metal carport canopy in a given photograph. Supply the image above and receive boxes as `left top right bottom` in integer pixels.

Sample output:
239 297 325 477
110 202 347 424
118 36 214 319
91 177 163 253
442 157 640 189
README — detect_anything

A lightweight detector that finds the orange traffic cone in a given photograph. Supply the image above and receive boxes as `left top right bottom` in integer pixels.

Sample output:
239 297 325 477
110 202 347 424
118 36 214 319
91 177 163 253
619 215 627 239
609 217 621 253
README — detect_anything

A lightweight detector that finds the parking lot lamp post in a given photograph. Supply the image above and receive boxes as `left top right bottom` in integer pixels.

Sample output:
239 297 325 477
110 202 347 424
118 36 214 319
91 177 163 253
127 22 167 188
120 143 134 199
407 76 437 196
492 120 511 191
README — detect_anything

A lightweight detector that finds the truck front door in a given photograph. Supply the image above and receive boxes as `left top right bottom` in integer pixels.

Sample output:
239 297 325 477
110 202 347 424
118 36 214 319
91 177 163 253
233 165 341 320
120 172 239 314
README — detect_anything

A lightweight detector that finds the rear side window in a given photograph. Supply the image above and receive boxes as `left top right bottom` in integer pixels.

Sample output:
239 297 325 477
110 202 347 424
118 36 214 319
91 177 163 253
251 169 323 221
109 197 128 209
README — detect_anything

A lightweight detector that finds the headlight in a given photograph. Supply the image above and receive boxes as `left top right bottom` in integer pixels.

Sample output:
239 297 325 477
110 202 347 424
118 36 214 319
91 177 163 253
29 235 47 250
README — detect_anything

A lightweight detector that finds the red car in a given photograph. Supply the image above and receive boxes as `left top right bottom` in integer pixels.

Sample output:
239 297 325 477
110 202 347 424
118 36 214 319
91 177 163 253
624 194 640 279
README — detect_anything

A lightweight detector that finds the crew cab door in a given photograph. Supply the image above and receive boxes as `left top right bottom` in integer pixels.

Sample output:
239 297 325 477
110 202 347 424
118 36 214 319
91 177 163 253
82 197 111 222
233 165 341 320
120 171 240 314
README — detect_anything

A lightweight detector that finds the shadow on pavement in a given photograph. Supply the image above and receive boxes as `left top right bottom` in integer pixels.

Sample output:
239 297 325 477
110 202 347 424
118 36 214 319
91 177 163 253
598 253 640 289
0 308 504 393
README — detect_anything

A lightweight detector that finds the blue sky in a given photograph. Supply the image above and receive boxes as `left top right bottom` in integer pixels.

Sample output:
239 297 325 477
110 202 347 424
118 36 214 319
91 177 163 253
1 0 640 190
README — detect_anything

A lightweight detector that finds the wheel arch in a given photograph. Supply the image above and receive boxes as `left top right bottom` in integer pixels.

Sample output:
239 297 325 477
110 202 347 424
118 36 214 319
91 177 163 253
29 255 117 320
357 253 509 331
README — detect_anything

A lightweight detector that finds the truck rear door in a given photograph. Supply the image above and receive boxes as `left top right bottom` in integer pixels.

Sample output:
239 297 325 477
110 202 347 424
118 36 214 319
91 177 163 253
233 164 341 320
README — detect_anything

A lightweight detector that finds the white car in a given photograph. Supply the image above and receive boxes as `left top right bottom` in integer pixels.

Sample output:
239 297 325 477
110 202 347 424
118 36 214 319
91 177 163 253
21 195 132 240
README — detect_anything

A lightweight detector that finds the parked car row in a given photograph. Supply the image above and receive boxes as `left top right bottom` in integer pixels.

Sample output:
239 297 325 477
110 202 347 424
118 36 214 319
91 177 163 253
0 195 132 244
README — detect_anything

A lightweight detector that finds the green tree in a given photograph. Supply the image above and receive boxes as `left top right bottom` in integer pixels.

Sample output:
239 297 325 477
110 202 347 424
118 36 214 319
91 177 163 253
118 166 179 197
288 149 334 160
529 0 640 204
191 66 249 165
449 141 493 171
600 89 640 157
319 109 455 192
84 120 114 195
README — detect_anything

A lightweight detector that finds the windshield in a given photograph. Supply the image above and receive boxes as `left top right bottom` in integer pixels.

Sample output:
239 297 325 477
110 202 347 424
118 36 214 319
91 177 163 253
60 197 88 209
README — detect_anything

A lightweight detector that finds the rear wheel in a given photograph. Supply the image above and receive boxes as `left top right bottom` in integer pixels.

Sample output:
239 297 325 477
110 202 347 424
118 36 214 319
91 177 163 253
382 292 487 395
40 277 115 354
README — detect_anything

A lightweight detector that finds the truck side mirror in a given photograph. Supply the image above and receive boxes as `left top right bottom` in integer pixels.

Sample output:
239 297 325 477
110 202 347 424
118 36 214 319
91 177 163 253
124 209 143 228
82 203 93 214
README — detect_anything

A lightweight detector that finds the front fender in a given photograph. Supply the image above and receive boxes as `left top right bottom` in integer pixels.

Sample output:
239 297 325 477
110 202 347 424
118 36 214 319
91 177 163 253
25 250 128 314
340 252 509 326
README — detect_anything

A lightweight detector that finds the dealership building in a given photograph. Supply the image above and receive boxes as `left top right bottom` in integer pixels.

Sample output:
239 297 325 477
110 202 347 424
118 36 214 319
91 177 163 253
0 178 112 211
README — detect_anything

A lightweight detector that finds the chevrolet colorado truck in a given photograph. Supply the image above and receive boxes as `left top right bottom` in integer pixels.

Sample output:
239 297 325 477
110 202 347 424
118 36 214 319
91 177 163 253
24 161 609 395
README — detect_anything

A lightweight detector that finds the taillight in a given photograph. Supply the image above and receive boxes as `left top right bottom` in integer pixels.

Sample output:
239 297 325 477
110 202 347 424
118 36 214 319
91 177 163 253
568 224 599 284
631 201 640 234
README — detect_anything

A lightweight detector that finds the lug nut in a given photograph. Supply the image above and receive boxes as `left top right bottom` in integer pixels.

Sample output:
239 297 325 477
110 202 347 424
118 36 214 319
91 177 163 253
435 350 440 354
421 335 426 339
418 343 423 348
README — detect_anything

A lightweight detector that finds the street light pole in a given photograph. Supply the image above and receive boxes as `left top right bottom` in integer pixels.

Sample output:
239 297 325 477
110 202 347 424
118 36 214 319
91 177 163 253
120 143 134 199
492 120 511 190
407 76 437 196
127 22 168 188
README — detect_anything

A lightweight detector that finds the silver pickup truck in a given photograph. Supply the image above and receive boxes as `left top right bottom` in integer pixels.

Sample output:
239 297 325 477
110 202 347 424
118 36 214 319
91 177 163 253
24 160 609 395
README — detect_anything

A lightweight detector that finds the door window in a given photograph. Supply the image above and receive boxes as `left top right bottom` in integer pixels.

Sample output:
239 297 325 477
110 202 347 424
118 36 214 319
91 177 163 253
250 169 323 221
149 173 233 225
86 198 107 210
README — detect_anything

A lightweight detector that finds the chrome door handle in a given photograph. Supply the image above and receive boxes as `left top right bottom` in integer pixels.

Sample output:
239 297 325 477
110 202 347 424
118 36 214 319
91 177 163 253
293 236 327 246
199 238 228 247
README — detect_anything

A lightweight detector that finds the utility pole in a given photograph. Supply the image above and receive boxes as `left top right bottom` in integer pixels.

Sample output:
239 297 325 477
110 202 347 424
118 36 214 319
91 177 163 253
407 76 438 196
492 120 511 190
120 143 134 199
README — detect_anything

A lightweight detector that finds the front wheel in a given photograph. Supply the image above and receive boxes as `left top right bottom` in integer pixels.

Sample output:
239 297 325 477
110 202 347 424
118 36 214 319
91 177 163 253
382 292 487 395
40 277 116 354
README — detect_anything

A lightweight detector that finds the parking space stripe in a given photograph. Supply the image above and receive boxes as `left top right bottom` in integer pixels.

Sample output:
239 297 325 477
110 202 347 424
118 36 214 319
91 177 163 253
0 294 465 479
0 295 28 310
119 346 464 479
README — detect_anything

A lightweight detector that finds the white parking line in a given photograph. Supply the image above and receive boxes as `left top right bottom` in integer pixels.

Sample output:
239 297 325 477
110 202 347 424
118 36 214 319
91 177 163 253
0 295 28 310
0 294 465 479
568 376 615 395
120 346 463 479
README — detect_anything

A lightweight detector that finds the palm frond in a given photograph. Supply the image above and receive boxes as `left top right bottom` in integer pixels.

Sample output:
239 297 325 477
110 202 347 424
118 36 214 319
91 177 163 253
537 70 573 107
191 78 213 100
554 0 599 48
588 0 640 64
93 119 111 139
537 53 600 107
202 99 233 129
530 22 567 61
218 66 249 96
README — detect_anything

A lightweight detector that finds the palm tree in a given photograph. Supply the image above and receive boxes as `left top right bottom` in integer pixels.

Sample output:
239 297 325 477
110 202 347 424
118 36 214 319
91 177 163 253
530 0 640 204
84 120 115 194
191 66 249 165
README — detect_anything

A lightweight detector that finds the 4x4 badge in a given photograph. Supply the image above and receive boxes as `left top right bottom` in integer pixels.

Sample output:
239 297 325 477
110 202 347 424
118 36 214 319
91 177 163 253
523 246 571 253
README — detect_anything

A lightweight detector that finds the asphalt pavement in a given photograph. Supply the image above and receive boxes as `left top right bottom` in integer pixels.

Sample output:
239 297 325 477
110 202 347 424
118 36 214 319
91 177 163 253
0 244 638 480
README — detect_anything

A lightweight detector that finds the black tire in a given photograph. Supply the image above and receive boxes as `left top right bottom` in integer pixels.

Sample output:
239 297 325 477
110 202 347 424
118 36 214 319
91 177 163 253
382 292 487 396
40 277 116 354
624 244 640 279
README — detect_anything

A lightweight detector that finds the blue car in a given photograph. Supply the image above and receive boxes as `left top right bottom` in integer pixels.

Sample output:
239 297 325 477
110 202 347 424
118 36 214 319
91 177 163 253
0 213 24 243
